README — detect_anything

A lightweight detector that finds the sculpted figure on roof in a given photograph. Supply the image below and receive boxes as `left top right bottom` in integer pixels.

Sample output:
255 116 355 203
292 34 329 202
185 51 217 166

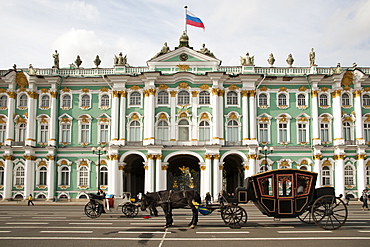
309 48 316 67
286 54 294 67
152 42 171 59
240 52 254 66
114 52 127 66
199 43 215 58
52 50 59 69
267 53 275 67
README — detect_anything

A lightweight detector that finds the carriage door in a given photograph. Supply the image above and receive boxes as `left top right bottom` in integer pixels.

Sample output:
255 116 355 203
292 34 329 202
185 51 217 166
277 174 294 215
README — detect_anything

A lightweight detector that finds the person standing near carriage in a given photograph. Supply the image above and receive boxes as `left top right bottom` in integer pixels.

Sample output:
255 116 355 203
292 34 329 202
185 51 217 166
205 192 212 206
361 189 369 210
27 194 34 206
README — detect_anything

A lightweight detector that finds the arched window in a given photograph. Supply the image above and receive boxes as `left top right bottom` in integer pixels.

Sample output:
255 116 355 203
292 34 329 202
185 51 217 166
300 166 308 171
178 91 190 105
342 93 350 106
226 91 238 105
62 94 71 108
81 94 90 107
60 166 70 186
39 167 47 186
0 166 4 186
227 119 239 143
259 93 268 107
100 166 108 186
158 91 169 104
363 94 370 107
322 166 331 186
178 119 190 141
199 120 210 141
319 94 328 107
79 166 89 187
199 91 210 105
297 94 306 106
0 95 8 107
19 94 28 107
156 120 169 142
278 94 287 106
41 95 50 108
15 166 25 186
130 92 141 106
129 120 141 141
344 165 354 186
100 94 110 108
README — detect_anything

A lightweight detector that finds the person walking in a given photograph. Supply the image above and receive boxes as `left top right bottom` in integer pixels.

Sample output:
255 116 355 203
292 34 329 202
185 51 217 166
28 194 34 206
345 193 350 205
361 189 369 210
205 192 212 206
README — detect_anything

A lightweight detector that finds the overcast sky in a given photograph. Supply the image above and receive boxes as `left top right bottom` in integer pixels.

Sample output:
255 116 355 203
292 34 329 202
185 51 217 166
1 0 370 70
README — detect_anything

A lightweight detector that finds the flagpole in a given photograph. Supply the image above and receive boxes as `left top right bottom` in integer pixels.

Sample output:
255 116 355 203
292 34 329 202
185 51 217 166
184 6 187 34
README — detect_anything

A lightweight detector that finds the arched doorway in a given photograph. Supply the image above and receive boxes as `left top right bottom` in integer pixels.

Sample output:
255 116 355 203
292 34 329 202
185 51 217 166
223 154 244 194
123 154 145 197
167 155 200 191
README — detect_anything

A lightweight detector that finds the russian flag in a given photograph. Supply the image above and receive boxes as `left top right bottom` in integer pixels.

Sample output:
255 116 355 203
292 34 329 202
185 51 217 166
186 11 205 30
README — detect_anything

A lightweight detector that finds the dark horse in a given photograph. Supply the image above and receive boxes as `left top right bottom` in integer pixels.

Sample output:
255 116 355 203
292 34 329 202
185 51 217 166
141 190 202 228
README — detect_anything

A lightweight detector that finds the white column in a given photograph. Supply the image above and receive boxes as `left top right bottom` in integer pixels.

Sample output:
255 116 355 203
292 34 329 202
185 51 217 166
5 92 15 146
143 89 155 145
311 90 320 145
2 155 13 200
249 90 257 142
144 157 154 192
170 91 177 144
23 154 35 198
156 157 167 191
357 155 366 193
119 91 126 145
201 157 212 200
111 91 120 144
313 156 322 188
212 156 222 199
218 91 224 145
354 90 364 145
46 154 55 201
108 153 120 196
242 91 249 145
248 155 257 176
211 89 220 144
334 155 345 197
25 90 37 146
332 90 344 145
49 91 57 146
191 92 198 144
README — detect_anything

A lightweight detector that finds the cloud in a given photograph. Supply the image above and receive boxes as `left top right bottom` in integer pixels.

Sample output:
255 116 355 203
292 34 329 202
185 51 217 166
66 1 100 22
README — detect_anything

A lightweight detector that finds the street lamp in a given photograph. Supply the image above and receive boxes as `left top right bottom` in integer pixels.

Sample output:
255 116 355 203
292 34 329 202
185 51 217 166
91 146 107 191
258 145 274 172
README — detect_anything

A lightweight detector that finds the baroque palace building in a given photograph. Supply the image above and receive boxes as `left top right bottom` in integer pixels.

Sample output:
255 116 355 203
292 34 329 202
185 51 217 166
0 33 370 201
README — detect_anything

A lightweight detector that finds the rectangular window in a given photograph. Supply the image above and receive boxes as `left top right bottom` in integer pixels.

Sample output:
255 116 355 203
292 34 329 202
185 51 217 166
364 123 370 142
81 124 90 143
61 124 71 143
100 124 109 143
320 123 329 142
298 123 306 143
0 125 6 143
259 123 268 143
278 123 287 142
40 125 48 143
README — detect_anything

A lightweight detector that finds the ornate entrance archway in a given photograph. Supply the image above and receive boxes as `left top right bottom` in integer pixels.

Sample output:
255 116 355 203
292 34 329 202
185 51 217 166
123 154 145 197
223 154 244 194
167 155 200 191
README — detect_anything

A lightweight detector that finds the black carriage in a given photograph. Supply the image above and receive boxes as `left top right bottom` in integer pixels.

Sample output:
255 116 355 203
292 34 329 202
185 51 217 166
225 168 348 229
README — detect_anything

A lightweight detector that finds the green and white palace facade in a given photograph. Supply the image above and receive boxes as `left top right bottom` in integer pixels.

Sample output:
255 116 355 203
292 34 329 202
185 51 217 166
1 34 370 201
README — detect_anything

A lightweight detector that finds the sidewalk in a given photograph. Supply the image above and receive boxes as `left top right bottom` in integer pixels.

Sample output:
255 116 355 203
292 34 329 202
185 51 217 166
0 200 88 206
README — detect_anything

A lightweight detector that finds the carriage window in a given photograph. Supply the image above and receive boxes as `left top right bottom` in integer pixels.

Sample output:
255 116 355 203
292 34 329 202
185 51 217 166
277 175 292 197
258 176 273 196
296 174 313 196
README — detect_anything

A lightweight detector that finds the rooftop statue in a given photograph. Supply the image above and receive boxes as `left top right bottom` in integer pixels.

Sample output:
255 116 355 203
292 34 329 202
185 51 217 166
28 64 36 75
286 54 294 67
52 50 59 69
199 43 215 58
267 53 275 67
240 52 255 66
94 55 101 68
75 55 82 68
333 63 342 74
309 48 316 67
152 42 171 59
179 31 189 48
114 52 127 66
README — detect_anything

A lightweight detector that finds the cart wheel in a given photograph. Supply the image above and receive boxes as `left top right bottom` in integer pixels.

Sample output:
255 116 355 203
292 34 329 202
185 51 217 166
311 195 348 230
298 208 314 224
122 203 139 217
221 205 247 228
84 202 102 218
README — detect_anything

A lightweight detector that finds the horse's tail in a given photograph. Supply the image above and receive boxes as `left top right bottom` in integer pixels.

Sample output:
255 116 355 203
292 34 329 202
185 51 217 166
194 191 202 204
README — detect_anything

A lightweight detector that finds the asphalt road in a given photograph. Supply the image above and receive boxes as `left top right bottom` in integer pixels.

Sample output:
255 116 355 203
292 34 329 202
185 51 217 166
0 202 369 247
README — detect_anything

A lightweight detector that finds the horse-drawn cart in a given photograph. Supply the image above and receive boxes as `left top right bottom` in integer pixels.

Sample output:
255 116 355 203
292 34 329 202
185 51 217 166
84 192 139 219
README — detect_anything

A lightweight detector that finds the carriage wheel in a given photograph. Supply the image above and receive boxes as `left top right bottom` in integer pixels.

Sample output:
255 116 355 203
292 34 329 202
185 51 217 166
122 203 139 217
298 208 314 224
84 202 102 218
311 195 348 230
221 205 247 228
